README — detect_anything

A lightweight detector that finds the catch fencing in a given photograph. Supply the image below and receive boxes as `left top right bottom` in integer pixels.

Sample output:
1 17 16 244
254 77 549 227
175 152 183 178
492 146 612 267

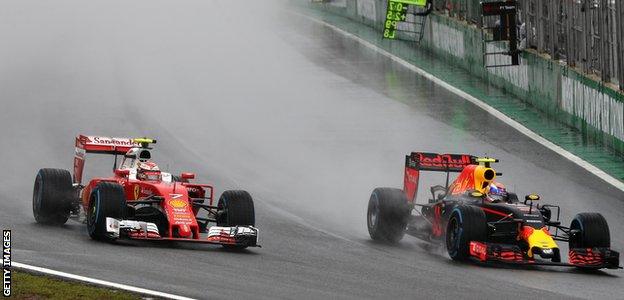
435 0 624 91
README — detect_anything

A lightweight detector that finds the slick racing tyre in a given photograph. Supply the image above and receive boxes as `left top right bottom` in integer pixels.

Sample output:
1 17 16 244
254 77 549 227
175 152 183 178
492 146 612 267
87 182 127 241
446 205 487 261
367 188 410 244
217 190 255 249
32 168 73 225
569 213 610 249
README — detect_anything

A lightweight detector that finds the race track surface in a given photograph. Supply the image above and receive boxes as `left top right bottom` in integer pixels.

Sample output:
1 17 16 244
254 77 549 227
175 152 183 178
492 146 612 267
1 1 623 299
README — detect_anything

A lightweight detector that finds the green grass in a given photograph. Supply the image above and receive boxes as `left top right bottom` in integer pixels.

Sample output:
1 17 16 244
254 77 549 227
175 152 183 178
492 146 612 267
11 270 142 300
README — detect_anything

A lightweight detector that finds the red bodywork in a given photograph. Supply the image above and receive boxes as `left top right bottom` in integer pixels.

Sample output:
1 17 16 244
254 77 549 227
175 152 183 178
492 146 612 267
74 135 220 242
81 177 213 239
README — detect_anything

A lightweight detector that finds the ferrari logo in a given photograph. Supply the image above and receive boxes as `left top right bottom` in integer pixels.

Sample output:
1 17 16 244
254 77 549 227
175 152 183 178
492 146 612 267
134 185 140 200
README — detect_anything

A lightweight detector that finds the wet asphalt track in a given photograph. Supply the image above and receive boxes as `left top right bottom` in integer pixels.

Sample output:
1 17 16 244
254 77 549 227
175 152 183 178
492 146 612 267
1 1 624 299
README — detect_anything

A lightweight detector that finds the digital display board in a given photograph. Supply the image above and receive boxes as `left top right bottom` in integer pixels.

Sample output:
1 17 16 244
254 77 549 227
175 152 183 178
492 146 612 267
482 1 516 16
383 0 428 40
383 1 408 39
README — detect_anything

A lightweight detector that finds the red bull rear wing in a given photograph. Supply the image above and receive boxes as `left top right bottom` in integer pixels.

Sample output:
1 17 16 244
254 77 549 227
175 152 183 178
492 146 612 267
404 152 477 202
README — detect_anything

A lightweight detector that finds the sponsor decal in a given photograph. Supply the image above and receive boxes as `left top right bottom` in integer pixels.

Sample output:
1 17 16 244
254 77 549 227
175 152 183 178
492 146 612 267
187 187 201 194
78 135 92 144
450 177 472 195
74 147 86 158
169 199 187 209
416 153 472 170
90 136 135 146
134 185 140 200
469 241 487 261
405 170 419 184
141 187 153 196
3 230 11 297
134 185 153 199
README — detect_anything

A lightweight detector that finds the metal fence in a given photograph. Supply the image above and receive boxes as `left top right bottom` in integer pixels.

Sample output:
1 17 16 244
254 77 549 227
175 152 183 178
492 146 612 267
433 0 624 91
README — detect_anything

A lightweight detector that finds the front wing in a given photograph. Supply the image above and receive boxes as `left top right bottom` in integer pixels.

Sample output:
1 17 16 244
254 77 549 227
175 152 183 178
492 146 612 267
469 241 620 269
106 217 259 247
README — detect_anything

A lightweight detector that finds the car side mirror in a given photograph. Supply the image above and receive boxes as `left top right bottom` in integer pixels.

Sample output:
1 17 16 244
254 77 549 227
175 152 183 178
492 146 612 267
539 206 552 222
181 172 195 180
524 194 540 204
114 169 130 177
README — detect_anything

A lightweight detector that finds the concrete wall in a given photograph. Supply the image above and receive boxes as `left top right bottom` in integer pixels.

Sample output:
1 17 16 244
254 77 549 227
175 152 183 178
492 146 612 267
309 0 624 155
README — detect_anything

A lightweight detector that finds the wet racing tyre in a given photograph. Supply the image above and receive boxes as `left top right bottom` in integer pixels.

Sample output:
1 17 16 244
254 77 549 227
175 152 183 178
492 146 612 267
446 205 487 261
217 190 255 249
569 212 610 249
32 168 74 225
367 188 410 244
87 182 127 241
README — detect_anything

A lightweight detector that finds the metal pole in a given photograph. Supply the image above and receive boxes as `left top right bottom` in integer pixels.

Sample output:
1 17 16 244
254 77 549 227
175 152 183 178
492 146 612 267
536 0 543 52
617 0 624 90
565 0 573 66
601 0 610 81
549 0 556 59
583 0 591 73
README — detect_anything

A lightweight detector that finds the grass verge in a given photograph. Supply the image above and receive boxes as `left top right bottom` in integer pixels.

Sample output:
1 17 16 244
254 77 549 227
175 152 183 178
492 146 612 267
11 270 142 300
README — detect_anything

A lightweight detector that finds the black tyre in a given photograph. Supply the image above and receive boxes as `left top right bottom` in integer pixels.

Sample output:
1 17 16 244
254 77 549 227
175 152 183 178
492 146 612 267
217 190 255 226
569 212 610 249
367 188 410 244
217 190 255 249
32 168 73 225
446 205 487 261
87 182 127 241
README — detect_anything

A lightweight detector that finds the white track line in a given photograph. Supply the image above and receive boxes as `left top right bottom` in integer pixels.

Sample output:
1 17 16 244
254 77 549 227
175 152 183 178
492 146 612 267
295 11 624 192
12 262 195 300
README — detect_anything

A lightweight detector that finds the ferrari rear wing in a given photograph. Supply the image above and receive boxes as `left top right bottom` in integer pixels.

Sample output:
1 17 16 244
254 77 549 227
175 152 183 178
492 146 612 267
404 152 477 202
73 135 142 184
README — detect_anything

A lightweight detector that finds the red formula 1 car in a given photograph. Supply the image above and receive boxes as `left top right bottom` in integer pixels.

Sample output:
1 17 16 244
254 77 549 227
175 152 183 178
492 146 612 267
367 152 620 269
33 135 259 249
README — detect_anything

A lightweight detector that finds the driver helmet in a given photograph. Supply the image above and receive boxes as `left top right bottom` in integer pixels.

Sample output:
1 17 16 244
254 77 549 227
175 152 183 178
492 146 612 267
137 161 161 181
488 182 507 202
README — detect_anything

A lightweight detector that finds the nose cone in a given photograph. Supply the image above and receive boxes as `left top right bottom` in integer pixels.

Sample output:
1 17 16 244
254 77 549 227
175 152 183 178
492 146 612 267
178 224 192 238
520 226 558 257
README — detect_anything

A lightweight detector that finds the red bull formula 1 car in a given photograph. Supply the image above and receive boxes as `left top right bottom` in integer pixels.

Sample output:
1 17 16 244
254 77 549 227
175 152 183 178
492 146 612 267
367 152 620 269
32 135 259 249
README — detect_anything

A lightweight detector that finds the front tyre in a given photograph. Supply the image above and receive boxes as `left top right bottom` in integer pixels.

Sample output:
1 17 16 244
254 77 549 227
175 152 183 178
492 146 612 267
87 182 127 241
32 168 73 225
446 205 487 261
367 188 409 244
569 213 610 249
217 190 255 249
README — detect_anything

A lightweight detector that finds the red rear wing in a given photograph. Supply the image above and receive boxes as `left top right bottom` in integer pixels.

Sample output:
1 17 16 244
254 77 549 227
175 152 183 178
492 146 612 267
74 135 140 184
406 152 476 172
403 152 476 202
76 135 139 154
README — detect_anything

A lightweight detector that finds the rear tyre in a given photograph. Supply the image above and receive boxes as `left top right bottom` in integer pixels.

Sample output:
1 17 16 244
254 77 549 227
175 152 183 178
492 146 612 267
217 190 255 249
367 188 410 244
569 213 610 249
446 205 487 261
32 168 73 225
87 182 127 241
